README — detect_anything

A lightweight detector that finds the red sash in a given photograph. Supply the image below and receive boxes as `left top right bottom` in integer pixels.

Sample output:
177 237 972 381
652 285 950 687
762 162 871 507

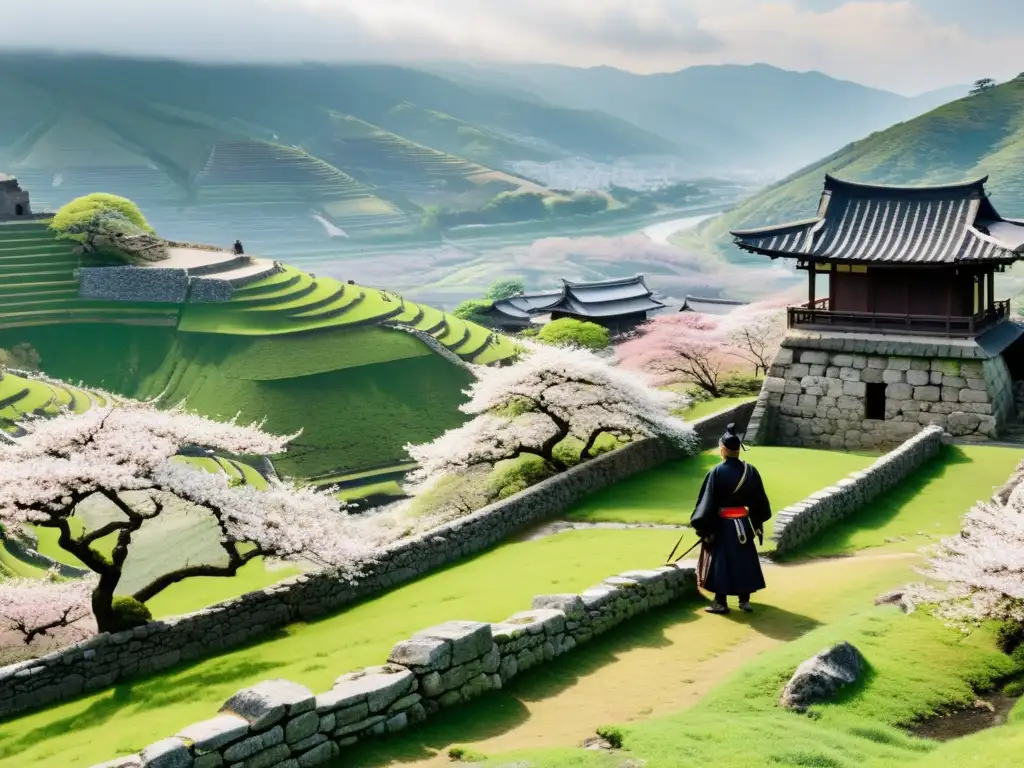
720 506 748 519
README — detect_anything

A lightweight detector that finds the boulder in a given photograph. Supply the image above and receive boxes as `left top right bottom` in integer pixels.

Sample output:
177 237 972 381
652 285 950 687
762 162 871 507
874 589 915 614
779 642 864 711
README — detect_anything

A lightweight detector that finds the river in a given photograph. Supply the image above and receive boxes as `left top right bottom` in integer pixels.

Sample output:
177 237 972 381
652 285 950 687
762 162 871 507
641 213 718 244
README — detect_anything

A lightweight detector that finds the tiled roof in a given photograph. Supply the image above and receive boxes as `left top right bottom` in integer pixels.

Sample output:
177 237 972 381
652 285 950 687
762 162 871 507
732 175 1024 264
680 295 747 314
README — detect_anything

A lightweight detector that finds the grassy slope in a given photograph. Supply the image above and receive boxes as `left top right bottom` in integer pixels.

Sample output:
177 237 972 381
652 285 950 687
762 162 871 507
679 79 1024 263
565 446 877 540
468 609 1020 768
3 445 1016 767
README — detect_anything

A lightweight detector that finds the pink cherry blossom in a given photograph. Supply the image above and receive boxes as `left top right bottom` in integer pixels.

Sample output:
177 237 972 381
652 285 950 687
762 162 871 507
405 342 695 494
905 461 1024 628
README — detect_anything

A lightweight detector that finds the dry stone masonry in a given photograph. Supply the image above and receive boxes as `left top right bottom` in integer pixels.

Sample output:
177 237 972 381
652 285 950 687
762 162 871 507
771 426 943 554
0 403 754 721
758 329 1015 450
89 565 697 768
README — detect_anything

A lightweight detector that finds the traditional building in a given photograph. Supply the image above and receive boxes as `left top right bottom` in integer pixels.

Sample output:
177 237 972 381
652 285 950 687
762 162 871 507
0 178 34 220
534 275 667 335
480 291 562 330
735 174 1024 449
679 295 747 315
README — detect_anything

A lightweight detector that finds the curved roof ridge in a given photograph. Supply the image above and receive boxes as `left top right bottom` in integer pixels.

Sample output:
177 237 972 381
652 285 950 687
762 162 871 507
729 217 821 237
823 173 989 194
561 275 646 288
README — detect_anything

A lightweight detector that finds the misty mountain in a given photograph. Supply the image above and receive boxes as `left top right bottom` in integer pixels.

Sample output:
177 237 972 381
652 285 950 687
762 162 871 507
423 61 970 174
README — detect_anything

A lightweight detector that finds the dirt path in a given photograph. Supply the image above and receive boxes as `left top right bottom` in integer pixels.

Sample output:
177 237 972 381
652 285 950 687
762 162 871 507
386 550 920 766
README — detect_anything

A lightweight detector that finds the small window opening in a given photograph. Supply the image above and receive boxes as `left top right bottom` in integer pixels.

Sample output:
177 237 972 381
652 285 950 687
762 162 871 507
865 382 887 420
14 204 24 216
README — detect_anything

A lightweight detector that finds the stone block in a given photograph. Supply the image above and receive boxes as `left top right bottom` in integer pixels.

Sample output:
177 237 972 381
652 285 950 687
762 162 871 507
285 711 320 744
808 364 826 376
784 380 803 395
330 665 416 714
177 714 250 753
887 357 911 371
800 350 829 365
831 354 854 367
239 744 290 768
929 371 943 385
763 376 787 394
140 738 192 768
906 369 929 386
941 387 960 403
221 679 315 729
942 375 967 389
918 413 946 428
775 348 795 365
194 755 222 768
297 741 338 767
960 361 985 378
960 389 989 404
913 386 941 402
881 369 904 384
531 594 585 620
866 356 886 369
887 383 912 400
839 367 860 382
931 360 961 375
788 363 810 378
852 355 868 369
414 621 493 665
842 380 866 397
799 394 818 408
387 637 451 671
860 367 883 384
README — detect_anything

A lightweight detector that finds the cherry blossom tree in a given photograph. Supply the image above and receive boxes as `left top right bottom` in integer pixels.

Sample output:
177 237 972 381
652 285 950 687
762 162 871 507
905 461 1024 629
0 397 378 633
617 301 787 394
404 342 694 493
0 567 96 645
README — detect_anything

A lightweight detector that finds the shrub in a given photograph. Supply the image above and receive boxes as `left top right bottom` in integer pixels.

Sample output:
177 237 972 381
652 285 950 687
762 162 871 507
998 619 1024 654
596 725 625 749
109 596 153 632
453 299 493 323
490 456 556 499
447 746 487 762
485 278 525 301
718 374 763 397
538 318 610 351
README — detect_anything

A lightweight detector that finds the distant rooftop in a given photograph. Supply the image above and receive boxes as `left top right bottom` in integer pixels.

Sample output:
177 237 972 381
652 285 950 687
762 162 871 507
680 295 747 314
732 174 1024 265
486 276 666 323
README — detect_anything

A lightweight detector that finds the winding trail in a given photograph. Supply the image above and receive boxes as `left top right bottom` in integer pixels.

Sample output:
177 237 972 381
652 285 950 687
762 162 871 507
347 549 923 767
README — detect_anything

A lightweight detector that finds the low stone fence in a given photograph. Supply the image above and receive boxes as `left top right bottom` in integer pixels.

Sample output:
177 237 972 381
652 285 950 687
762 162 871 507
0 402 752 721
90 564 697 768
1 538 88 579
771 425 944 554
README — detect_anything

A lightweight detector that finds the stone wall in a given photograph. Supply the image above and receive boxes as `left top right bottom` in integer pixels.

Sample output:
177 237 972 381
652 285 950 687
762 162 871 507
0 403 753 721
79 267 190 303
772 425 944 554
744 388 777 446
1 538 89 579
0 179 33 220
89 564 697 768
764 340 1011 450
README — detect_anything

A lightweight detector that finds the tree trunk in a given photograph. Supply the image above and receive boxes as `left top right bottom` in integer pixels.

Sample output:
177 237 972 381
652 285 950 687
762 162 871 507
91 571 122 634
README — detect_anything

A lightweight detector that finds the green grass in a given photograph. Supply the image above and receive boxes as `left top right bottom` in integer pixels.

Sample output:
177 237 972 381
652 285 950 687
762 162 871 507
466 609 1022 768
565 446 878 540
682 395 756 422
0 528 695 767
794 444 1022 559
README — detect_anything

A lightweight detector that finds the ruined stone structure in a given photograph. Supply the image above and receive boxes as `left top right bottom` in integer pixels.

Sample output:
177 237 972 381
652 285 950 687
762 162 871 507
0 178 34 220
734 175 1024 449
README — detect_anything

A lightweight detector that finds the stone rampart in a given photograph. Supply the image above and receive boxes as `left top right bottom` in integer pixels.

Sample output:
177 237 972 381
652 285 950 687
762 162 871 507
0 402 754 721
78 267 190 303
772 425 944 554
88 564 697 768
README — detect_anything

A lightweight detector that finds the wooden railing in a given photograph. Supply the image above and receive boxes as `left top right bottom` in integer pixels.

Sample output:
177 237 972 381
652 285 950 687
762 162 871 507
787 299 1010 337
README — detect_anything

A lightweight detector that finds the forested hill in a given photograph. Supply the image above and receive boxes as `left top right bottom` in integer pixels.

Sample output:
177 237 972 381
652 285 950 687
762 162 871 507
681 77 1024 263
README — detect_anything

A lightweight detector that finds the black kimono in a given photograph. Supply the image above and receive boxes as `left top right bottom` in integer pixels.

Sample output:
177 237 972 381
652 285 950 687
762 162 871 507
688 458 772 597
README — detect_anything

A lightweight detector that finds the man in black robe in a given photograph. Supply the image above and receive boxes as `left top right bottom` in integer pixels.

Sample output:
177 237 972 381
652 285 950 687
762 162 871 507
689 423 772 614
233 240 245 255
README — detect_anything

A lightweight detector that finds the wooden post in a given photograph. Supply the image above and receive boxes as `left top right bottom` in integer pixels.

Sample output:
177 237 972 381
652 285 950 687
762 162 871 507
945 274 952 335
808 264 816 308
988 269 995 312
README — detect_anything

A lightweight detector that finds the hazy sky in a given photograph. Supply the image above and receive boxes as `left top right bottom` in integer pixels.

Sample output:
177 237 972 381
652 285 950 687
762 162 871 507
2 0 1020 95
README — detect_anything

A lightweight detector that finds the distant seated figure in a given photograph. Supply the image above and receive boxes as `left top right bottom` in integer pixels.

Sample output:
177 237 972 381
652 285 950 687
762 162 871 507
233 240 244 255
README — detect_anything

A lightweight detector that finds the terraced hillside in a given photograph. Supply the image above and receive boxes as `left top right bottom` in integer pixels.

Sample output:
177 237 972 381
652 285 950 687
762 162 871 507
0 55 675 251
0 221 179 328
0 225 519 480
679 78 1024 265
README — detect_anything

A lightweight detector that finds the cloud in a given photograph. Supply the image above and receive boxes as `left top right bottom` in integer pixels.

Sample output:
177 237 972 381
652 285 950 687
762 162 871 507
0 1 1020 93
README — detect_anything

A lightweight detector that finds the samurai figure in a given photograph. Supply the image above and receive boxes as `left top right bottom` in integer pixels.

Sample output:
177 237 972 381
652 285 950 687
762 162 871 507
233 239 245 255
689 423 772 614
